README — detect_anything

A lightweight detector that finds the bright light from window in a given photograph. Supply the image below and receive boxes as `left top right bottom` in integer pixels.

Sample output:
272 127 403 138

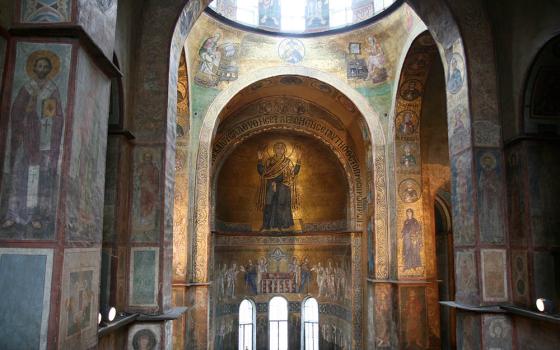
208 0 397 34
239 299 255 350
269 296 288 350
330 0 352 28
237 0 258 26
373 0 384 14
303 298 319 350
281 0 306 32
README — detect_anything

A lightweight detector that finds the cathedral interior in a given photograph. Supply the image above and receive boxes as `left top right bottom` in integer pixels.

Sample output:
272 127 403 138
0 0 559 349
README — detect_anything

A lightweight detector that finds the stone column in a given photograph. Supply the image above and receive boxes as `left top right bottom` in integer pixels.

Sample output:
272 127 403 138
0 1 118 349
125 0 207 347
445 37 513 350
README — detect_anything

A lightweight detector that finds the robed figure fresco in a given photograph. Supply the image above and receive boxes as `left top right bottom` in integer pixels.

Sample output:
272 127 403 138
1 51 63 231
256 142 301 231
138 151 159 225
402 208 423 270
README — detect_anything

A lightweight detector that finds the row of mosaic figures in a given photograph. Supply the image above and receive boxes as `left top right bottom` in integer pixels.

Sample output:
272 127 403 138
215 257 350 301
215 316 351 350
321 322 351 350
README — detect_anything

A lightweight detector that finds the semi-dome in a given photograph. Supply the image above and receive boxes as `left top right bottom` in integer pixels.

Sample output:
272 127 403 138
207 0 400 35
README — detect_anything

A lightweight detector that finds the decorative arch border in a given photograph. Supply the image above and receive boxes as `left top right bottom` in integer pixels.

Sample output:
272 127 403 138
190 66 388 349
210 96 367 233
160 1 505 348
191 65 387 281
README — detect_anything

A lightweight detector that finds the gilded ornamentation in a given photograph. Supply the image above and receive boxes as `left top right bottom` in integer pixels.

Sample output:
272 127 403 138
374 151 389 279
351 233 362 349
393 35 438 279
211 97 365 226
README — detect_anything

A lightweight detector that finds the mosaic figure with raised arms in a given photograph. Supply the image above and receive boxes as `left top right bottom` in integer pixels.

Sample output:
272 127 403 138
256 142 301 231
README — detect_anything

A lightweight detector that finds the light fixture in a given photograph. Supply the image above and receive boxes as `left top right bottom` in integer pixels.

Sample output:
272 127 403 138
98 312 102 325
100 306 118 325
536 298 555 313
107 306 117 322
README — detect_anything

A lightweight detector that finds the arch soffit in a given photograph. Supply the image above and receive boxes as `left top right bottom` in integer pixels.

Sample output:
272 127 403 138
388 25 429 141
205 73 380 231
198 66 386 148
198 67 385 225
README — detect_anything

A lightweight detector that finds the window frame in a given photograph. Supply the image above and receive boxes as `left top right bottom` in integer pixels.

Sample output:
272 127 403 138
301 297 319 350
238 299 256 350
269 296 289 350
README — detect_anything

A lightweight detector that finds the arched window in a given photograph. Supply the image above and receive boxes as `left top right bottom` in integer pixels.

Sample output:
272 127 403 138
269 296 288 350
239 299 255 350
302 298 319 350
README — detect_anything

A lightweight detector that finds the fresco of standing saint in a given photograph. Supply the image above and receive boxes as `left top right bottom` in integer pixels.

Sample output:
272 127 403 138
1 50 64 232
401 208 423 270
138 151 160 225
256 142 301 231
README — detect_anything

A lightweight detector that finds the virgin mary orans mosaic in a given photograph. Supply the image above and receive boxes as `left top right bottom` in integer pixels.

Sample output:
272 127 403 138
256 142 301 231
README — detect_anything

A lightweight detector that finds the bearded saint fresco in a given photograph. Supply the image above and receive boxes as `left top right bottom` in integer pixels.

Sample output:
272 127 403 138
256 142 301 231
1 50 64 232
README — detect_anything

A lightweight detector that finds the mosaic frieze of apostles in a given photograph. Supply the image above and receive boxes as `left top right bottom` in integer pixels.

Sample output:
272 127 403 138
0 41 72 240
214 308 351 350
214 244 351 303
213 238 353 350
215 131 348 233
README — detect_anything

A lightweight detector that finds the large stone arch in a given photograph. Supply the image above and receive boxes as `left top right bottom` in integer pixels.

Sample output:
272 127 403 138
191 65 386 281
392 3 509 349
188 67 387 349
129 0 504 348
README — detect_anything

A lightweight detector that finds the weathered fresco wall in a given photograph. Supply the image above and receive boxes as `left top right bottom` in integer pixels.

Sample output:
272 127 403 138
0 41 72 240
65 48 110 242
213 234 352 350
58 248 101 349
0 248 53 350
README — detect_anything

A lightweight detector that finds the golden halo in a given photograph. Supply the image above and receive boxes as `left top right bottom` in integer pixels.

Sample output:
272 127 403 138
265 141 295 159
481 153 497 169
26 50 61 80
